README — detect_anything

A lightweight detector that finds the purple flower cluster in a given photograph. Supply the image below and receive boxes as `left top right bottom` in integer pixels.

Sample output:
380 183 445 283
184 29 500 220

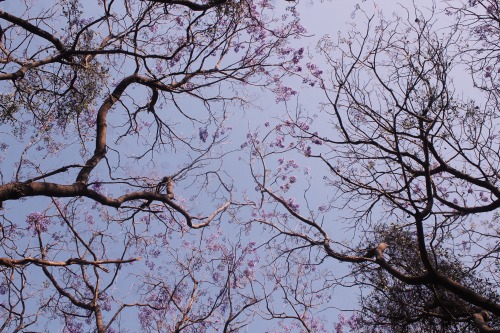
292 47 304 64
304 146 312 156
479 191 489 202
286 197 300 212
91 180 103 194
335 313 361 333
199 127 209 143
296 121 309 131
26 212 51 234
284 159 299 170
311 132 323 145
272 84 297 103
307 62 323 77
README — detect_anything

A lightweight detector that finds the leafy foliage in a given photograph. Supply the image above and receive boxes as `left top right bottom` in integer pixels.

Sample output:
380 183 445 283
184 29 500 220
357 225 500 332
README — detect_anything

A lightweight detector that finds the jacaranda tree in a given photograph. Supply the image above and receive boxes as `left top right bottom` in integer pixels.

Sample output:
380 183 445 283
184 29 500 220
1 0 500 332
0 0 313 331
248 2 500 332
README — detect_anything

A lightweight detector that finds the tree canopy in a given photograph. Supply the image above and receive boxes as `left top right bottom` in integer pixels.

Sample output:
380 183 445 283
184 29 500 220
0 0 499 332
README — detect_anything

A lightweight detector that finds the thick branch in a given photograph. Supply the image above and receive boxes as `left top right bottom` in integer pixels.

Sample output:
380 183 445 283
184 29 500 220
0 11 64 51
473 311 500 333
366 241 500 315
0 180 228 228
75 73 193 184
144 0 227 11
0 53 64 80
0 256 140 273
368 242 430 285
435 273 500 317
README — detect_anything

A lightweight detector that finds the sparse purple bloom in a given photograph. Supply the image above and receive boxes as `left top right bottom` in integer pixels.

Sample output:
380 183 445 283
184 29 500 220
91 181 103 194
199 127 209 142
154 59 164 74
312 132 323 145
273 84 297 103
212 272 222 282
274 135 285 148
339 313 347 326
99 292 112 312
346 314 361 330
307 62 323 77
305 146 312 156
297 121 309 131
286 197 300 212
26 212 51 233
243 268 254 280
139 307 153 329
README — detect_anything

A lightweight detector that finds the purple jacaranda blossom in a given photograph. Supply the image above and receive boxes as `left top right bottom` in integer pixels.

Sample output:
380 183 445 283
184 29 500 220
199 127 209 142
26 212 51 233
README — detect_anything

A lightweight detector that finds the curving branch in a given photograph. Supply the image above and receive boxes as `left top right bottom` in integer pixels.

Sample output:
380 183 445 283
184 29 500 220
0 10 64 51
0 257 140 273
473 311 500 333
143 0 227 11
0 180 230 228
